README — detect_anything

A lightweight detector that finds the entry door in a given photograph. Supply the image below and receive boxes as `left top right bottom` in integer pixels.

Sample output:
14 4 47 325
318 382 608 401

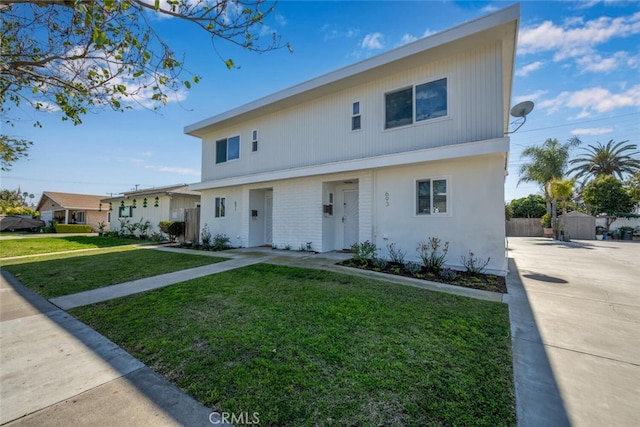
343 190 359 249
265 195 273 244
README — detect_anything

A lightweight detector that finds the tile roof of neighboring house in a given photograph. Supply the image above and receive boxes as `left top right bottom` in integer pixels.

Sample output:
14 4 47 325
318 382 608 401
100 184 200 203
37 192 105 212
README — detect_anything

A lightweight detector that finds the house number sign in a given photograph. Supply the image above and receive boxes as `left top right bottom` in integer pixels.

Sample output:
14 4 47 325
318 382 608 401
385 192 390 207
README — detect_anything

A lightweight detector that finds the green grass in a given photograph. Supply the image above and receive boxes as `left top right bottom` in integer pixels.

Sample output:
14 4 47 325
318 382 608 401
71 264 515 426
0 235 144 258
1 248 227 298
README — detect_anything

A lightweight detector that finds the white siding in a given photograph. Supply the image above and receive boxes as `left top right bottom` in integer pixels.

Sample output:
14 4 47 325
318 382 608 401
200 42 504 183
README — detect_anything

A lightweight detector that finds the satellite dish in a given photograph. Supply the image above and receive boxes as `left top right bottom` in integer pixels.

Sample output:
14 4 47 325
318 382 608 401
510 101 534 118
506 100 534 134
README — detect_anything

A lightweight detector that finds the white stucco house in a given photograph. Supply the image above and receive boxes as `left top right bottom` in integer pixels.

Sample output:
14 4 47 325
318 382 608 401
185 5 520 275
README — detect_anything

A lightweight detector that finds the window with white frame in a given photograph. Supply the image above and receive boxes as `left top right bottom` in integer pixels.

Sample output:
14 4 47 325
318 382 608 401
252 130 258 152
385 77 448 129
352 102 361 130
216 135 240 163
416 178 448 215
215 197 226 218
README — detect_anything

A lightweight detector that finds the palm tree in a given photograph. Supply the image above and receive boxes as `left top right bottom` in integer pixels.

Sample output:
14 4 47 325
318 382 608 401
568 139 640 181
518 137 581 218
548 177 575 216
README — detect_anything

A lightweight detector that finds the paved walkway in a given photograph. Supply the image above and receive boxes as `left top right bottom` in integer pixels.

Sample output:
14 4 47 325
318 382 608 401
506 237 640 426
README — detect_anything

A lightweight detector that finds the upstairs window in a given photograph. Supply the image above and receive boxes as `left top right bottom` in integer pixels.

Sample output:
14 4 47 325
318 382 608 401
352 102 361 130
119 206 133 218
416 178 448 215
252 130 258 152
385 78 448 129
216 135 240 163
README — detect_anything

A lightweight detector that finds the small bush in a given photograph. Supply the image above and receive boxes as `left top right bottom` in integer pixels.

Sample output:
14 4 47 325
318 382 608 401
150 231 165 243
439 268 458 281
159 221 185 242
54 224 93 233
351 240 377 265
416 237 449 272
200 223 212 248
372 257 388 270
387 242 406 264
212 233 231 251
460 251 491 275
404 261 421 275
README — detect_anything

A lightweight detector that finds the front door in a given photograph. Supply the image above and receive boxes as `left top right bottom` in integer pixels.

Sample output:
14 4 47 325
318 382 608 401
343 190 359 249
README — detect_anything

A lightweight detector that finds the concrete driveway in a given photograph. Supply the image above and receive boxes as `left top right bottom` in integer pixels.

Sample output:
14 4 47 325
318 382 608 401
506 237 640 426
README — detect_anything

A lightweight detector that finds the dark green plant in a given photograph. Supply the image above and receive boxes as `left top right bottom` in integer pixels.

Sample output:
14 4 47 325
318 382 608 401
200 223 212 248
404 261 421 275
416 237 449 272
541 212 551 228
350 240 377 265
460 251 491 275
212 233 231 251
372 257 388 270
509 194 547 218
583 175 634 215
159 221 185 242
387 242 406 264
439 267 458 281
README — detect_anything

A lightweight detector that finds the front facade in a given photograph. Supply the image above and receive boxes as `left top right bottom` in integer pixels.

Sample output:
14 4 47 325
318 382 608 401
186 6 519 275
101 184 200 234
36 192 109 231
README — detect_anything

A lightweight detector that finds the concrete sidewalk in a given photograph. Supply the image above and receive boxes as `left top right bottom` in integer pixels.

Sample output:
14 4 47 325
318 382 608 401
506 237 640 426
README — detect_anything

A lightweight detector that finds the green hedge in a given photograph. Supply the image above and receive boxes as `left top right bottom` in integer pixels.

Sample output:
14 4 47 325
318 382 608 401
54 224 94 233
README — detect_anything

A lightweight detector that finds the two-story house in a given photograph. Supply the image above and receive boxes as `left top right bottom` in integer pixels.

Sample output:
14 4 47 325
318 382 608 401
185 5 519 275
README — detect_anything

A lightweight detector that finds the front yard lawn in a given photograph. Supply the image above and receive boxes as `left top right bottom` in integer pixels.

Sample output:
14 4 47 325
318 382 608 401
1 248 227 298
0 235 145 258
71 264 515 426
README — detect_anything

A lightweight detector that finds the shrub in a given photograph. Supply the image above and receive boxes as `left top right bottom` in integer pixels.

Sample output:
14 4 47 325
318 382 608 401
200 223 212 248
460 251 491 275
416 237 449 272
351 240 377 265
212 233 231 251
541 213 551 228
439 268 458 281
372 257 388 270
54 224 93 233
404 261 421 275
150 231 165 243
159 221 185 242
387 242 406 264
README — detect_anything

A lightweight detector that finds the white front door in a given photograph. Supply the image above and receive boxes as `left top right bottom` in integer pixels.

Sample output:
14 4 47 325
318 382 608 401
265 194 273 245
343 190 359 249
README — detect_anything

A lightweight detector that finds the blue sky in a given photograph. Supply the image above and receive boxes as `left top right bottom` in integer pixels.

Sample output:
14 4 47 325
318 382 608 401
3 0 639 205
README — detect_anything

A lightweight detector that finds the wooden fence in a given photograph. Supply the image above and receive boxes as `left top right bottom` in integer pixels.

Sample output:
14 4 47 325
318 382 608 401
184 207 200 244
506 218 543 237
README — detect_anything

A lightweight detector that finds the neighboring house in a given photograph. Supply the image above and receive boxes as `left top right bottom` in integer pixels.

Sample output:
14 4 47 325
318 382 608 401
36 192 109 231
184 5 519 275
101 184 200 234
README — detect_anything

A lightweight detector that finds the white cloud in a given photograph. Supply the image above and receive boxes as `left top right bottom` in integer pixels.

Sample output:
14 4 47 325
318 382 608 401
537 85 640 117
513 90 548 105
518 12 640 61
152 165 200 176
321 24 359 41
275 13 287 27
571 127 613 136
515 61 544 77
400 34 418 45
576 51 633 72
361 32 384 50
422 29 436 38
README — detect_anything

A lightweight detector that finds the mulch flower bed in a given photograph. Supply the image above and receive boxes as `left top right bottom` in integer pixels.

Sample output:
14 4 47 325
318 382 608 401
338 259 507 294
